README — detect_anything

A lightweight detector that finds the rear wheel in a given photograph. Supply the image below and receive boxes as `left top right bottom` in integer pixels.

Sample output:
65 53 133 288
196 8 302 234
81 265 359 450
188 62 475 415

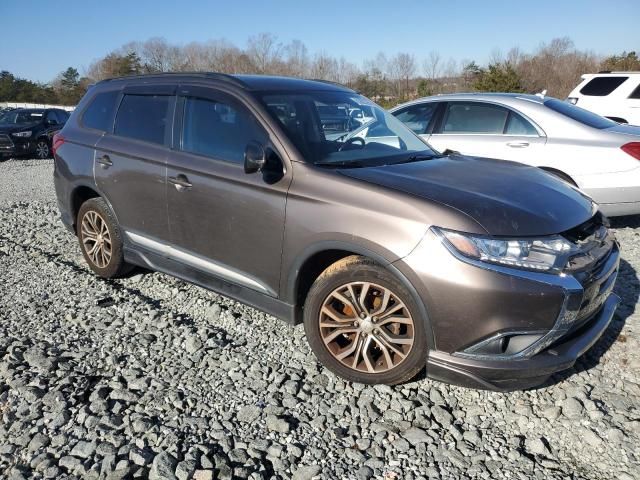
303 255 427 385
77 198 131 278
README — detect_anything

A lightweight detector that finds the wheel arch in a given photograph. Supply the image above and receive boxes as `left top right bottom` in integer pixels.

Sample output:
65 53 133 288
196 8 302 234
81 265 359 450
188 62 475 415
287 241 435 349
70 185 101 233
539 167 578 187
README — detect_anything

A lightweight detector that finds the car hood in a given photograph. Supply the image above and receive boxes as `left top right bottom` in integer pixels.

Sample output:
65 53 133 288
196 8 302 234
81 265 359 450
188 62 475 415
339 155 596 236
0 124 36 134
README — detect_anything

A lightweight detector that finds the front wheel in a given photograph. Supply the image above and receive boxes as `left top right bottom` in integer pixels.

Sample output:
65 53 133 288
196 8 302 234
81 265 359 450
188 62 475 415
303 256 427 385
35 139 50 159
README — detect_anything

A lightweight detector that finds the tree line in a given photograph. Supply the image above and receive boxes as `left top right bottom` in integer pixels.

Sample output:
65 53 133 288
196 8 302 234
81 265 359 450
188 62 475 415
2 35 638 107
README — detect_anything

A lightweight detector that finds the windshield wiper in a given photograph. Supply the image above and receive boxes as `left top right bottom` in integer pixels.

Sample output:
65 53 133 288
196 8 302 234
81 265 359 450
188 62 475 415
314 159 368 168
392 154 443 165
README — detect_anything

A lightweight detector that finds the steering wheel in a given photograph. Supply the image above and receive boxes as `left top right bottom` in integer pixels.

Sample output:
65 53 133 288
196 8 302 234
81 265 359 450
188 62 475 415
338 137 365 152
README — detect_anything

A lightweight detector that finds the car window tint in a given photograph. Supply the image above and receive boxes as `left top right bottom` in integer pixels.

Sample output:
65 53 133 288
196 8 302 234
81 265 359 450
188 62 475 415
57 110 70 123
181 96 263 163
83 90 120 132
443 102 508 134
544 98 617 129
114 94 171 145
394 103 437 134
629 83 640 99
579 76 628 96
505 112 537 135
45 111 59 125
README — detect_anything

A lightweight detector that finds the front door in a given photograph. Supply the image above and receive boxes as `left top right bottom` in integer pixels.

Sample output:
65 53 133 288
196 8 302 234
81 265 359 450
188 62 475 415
426 101 546 166
166 86 290 297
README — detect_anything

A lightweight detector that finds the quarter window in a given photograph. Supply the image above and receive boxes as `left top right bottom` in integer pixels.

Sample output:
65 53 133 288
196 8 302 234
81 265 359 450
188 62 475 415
505 112 538 135
82 90 120 132
394 103 437 134
629 83 640 99
442 102 508 134
114 94 171 145
181 97 263 163
579 76 628 96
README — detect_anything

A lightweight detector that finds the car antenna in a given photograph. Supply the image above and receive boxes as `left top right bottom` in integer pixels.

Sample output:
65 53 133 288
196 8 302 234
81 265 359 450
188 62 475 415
535 89 547 99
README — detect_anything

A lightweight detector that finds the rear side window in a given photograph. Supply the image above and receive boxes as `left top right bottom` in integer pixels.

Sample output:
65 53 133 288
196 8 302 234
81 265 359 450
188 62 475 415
181 96 264 163
82 90 120 131
442 102 508 134
629 83 640 99
505 112 538 135
579 76 628 96
544 98 617 129
393 103 437 134
114 94 171 145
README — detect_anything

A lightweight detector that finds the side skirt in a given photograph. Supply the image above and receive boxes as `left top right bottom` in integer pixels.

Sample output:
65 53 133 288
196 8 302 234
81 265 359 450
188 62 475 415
123 247 298 325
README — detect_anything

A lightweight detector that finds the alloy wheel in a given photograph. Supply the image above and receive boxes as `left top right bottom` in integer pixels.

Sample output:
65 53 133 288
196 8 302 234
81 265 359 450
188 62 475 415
81 211 112 268
319 281 415 373
36 141 49 159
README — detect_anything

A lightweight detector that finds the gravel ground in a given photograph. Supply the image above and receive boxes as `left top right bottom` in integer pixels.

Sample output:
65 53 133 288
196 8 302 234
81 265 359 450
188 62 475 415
0 158 639 480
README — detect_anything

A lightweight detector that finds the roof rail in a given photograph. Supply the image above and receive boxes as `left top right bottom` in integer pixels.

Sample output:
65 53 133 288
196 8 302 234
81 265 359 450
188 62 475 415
98 72 249 88
308 78 351 89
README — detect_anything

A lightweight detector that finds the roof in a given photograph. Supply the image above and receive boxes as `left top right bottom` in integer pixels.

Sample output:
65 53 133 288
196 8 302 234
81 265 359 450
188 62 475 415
391 92 547 111
99 72 353 93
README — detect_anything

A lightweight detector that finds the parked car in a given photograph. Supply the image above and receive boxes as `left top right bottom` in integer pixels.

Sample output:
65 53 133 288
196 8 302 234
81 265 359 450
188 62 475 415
53 74 619 390
390 93 640 216
0 108 69 159
567 72 640 125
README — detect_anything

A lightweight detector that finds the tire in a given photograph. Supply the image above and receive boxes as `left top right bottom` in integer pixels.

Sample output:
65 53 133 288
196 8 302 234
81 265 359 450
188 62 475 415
35 139 50 159
303 255 427 385
77 198 131 278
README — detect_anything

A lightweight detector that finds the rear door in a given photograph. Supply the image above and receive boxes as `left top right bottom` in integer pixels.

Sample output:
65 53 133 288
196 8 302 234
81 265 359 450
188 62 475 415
165 85 290 297
427 101 546 164
94 84 175 243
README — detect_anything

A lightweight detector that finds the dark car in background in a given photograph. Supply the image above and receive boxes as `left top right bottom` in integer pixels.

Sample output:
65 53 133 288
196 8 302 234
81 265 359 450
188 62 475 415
0 108 69 159
53 73 619 389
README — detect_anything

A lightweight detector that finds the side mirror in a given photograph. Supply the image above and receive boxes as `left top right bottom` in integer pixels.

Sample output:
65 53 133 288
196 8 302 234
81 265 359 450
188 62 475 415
244 141 266 174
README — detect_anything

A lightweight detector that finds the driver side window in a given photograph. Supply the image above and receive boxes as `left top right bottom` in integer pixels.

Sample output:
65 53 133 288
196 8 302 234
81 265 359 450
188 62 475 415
45 111 59 125
181 96 265 163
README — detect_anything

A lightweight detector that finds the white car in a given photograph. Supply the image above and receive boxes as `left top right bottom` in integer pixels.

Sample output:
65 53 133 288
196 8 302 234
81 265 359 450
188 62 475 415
389 93 640 216
567 72 640 126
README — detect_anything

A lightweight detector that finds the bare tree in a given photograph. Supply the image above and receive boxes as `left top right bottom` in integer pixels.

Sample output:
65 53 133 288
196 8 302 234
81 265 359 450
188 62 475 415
423 51 441 80
284 39 309 77
246 33 283 73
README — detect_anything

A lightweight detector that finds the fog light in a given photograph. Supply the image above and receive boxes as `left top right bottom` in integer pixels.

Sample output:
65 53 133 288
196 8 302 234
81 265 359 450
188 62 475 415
462 332 545 357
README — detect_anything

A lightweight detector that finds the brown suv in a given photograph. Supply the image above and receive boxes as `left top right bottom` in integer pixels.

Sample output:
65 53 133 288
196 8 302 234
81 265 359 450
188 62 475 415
53 73 620 390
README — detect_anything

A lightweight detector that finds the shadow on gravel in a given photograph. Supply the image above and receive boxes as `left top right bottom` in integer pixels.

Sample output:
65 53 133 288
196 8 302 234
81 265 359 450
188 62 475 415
610 214 640 229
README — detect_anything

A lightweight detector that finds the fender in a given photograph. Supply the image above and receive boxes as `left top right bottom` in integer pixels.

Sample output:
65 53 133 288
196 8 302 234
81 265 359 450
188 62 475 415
285 239 435 349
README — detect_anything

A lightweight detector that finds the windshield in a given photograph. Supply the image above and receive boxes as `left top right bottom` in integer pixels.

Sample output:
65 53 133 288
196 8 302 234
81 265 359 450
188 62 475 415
0 110 44 126
544 99 616 129
259 91 436 166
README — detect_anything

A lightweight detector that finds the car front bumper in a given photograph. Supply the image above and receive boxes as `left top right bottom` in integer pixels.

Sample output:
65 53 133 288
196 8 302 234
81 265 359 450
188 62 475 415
396 226 620 391
426 293 619 391
0 134 34 157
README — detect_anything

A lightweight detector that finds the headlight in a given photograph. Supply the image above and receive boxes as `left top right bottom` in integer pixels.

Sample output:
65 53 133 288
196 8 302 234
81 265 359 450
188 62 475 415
436 227 576 273
12 131 32 138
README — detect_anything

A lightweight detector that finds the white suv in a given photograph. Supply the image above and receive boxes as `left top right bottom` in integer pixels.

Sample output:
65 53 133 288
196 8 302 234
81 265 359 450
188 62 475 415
567 72 640 126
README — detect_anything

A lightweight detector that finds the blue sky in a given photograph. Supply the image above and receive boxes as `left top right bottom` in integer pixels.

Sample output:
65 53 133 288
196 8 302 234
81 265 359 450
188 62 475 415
1 0 638 82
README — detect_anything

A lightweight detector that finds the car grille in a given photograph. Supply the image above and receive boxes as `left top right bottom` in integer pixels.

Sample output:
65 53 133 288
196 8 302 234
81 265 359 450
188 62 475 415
0 134 14 148
562 213 619 333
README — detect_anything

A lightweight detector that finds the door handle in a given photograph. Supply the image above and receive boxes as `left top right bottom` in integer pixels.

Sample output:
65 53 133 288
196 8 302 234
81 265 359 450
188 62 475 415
169 174 193 191
506 141 530 148
97 154 113 168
